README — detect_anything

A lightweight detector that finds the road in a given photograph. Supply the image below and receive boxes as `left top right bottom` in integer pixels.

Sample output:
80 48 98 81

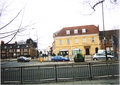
1 60 75 68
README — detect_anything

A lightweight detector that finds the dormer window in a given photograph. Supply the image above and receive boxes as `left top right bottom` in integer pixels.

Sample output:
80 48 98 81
10 46 12 48
82 29 86 33
66 30 70 34
74 29 78 34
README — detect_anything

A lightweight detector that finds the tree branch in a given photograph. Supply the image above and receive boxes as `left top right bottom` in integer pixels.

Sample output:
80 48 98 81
92 0 105 11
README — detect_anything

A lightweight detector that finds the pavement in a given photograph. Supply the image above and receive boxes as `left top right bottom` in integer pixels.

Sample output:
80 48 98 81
1 77 119 85
42 77 119 85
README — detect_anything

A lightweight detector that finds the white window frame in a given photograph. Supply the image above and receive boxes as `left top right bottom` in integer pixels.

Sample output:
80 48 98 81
109 39 112 44
75 39 78 43
2 50 5 53
82 29 86 33
4 46 7 49
24 49 28 52
17 46 20 48
26 45 29 47
24 53 28 55
66 30 70 34
91 37 94 42
2 54 5 56
74 29 78 34
102 39 107 44
9 49 13 52
59 40 62 44
10 46 12 48
83 38 86 43
67 39 70 44
17 49 20 52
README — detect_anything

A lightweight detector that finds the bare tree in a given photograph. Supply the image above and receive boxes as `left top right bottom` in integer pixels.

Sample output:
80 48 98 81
80 0 119 15
0 1 36 44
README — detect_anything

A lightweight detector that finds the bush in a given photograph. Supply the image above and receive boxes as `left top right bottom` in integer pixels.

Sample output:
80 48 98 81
74 53 85 62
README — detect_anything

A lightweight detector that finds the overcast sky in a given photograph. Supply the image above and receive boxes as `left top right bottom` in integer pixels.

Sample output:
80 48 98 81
0 0 120 49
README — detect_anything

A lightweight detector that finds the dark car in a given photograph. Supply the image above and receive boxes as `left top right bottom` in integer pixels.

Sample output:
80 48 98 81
17 56 30 62
51 56 69 62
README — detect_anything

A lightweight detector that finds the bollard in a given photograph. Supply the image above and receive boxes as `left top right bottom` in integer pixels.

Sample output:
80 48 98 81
89 63 92 80
10 58 12 61
40 57 42 63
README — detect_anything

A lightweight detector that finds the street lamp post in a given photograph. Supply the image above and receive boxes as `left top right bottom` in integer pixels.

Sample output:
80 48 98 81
102 2 107 62
32 28 38 58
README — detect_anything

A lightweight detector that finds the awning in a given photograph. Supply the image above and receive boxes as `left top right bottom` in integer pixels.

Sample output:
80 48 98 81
72 48 81 51
60 49 68 51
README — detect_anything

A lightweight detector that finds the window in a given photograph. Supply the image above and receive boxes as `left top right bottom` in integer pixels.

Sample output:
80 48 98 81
17 53 20 56
82 29 86 33
9 49 13 52
2 50 5 53
67 39 70 44
91 37 94 42
17 46 20 48
74 29 78 34
24 53 28 55
102 39 107 44
83 38 86 43
75 39 78 43
24 49 27 52
10 46 12 48
2 54 5 56
17 49 20 52
4 46 7 49
66 30 70 34
26 45 29 47
59 40 62 44
109 39 112 44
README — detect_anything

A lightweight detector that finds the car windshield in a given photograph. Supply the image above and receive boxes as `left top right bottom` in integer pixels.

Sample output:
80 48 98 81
19 56 27 59
96 53 105 56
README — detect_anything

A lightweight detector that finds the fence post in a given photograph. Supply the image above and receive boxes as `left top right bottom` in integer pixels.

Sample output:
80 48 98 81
3 68 4 84
55 65 57 82
21 67 23 84
89 63 92 80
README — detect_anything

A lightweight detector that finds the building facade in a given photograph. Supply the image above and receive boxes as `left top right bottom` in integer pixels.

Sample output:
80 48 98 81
1 41 37 59
99 29 119 54
53 25 101 56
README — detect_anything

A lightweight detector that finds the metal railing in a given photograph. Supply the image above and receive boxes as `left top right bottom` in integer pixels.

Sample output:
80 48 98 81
1 62 119 84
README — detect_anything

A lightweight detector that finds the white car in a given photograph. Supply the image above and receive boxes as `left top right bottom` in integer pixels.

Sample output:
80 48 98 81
93 53 114 61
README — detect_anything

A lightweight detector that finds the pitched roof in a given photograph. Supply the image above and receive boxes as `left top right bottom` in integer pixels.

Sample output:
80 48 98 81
55 25 99 37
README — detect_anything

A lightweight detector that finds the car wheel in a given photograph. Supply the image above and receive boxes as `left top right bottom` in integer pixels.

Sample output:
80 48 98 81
62 59 65 62
52 60 54 62
108 57 112 61
17 60 19 62
94 58 97 61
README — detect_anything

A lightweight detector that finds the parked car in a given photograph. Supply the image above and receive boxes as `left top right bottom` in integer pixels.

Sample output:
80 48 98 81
93 53 114 61
17 56 30 62
51 56 69 62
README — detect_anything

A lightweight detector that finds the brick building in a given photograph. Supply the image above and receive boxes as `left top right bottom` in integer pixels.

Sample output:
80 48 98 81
1 40 37 59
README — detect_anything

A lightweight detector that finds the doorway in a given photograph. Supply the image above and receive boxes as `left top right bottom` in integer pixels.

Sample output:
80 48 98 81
86 48 89 55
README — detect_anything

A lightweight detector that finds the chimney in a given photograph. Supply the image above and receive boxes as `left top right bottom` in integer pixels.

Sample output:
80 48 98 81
15 41 17 44
1 41 4 44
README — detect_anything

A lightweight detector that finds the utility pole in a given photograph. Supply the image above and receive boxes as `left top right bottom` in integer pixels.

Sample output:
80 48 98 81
33 28 38 58
36 28 38 58
112 35 115 61
102 2 107 62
